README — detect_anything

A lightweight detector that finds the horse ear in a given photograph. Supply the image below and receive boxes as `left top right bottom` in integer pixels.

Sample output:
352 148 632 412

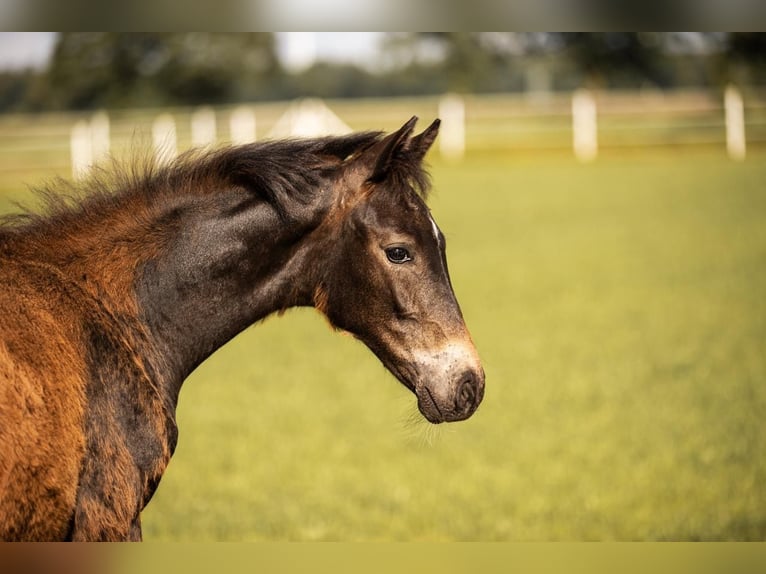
368 116 418 183
409 118 440 161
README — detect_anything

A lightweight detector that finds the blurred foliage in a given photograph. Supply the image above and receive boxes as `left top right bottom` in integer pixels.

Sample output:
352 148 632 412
24 33 281 110
400 32 766 92
555 33 672 88
1 33 766 113
0 69 35 110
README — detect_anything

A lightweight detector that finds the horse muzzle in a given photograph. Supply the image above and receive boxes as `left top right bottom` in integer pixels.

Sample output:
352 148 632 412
416 366 485 424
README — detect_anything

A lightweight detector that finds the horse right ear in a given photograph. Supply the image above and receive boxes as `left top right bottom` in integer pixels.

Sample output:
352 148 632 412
367 116 418 183
409 118 440 162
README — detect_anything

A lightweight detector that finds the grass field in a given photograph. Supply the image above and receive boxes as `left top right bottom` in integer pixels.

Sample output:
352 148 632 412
2 144 765 540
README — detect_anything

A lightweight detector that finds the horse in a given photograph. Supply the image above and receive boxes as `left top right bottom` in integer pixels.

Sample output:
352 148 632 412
0 117 484 541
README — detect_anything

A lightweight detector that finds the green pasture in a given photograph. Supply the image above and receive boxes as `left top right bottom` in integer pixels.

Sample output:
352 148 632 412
146 151 765 540
1 144 765 540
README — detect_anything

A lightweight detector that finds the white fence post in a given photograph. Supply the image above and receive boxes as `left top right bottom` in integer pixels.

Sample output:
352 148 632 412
725 85 746 161
90 111 110 163
572 89 598 162
70 120 93 180
438 94 465 161
230 106 257 144
191 107 217 148
70 111 110 179
152 114 178 166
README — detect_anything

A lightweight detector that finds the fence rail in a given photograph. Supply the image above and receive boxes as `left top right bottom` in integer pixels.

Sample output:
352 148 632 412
1 88 765 186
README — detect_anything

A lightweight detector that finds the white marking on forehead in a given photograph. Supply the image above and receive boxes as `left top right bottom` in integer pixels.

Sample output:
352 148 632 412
429 213 442 249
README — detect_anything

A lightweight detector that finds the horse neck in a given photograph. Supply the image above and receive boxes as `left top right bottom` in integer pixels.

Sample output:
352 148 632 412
5 159 339 407
10 192 175 321
132 177 335 400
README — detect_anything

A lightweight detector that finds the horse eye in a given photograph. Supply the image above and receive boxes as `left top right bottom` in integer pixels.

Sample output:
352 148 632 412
385 247 412 264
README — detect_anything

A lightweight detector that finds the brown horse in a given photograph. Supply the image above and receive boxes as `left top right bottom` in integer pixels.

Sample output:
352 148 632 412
0 117 484 541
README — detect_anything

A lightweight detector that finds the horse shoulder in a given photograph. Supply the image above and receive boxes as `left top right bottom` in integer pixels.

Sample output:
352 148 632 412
0 260 171 541
70 316 176 541
0 264 88 540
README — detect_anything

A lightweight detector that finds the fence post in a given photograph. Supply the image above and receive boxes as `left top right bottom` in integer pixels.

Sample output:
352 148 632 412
152 114 178 165
572 89 598 162
191 107 217 147
438 94 465 161
230 106 257 144
71 120 93 180
725 85 746 161
90 111 110 163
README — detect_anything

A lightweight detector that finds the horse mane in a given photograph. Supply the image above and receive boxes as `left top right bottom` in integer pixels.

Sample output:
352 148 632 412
0 128 433 238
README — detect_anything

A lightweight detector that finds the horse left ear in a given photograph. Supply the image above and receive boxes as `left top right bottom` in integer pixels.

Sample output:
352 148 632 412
409 118 440 162
368 116 418 183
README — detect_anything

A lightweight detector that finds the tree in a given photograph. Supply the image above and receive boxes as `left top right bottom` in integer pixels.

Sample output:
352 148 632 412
0 70 35 111
556 33 670 89
35 33 281 110
722 33 766 87
155 33 281 105
383 33 523 93
380 33 672 93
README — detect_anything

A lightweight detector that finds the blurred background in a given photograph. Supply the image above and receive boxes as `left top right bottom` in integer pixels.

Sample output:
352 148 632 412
1 33 766 187
0 32 764 540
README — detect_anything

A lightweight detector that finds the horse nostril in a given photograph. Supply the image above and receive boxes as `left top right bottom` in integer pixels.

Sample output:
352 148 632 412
457 374 477 412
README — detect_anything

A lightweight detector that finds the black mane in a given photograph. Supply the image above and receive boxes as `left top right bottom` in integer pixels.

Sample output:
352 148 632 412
0 129 434 234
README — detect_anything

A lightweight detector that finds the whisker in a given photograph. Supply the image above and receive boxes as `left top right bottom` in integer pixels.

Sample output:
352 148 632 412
399 401 452 447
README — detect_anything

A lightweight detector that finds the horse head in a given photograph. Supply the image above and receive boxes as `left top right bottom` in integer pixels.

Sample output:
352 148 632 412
313 117 485 423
